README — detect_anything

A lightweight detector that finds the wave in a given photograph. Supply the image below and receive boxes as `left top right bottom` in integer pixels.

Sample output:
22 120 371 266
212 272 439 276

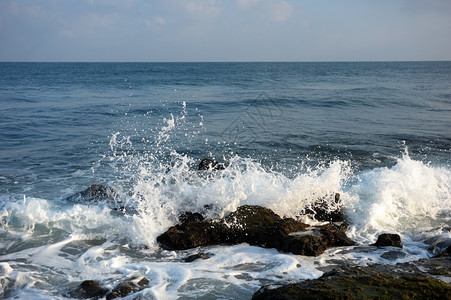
1 102 450 299
1 103 450 253
344 149 451 241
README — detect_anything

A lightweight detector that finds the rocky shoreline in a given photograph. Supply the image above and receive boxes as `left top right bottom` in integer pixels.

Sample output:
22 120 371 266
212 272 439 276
252 253 451 299
67 179 451 299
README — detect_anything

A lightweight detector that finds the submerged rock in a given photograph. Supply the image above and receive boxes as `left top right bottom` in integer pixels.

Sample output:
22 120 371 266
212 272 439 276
425 235 451 256
442 245 451 256
183 252 212 262
198 158 226 171
72 280 108 299
381 250 407 261
252 255 451 300
72 277 149 299
66 184 118 202
106 277 149 300
372 233 403 248
157 205 354 256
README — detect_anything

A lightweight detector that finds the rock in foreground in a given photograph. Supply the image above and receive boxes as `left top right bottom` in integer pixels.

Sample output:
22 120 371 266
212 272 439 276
157 205 354 256
252 255 451 300
66 184 118 202
372 233 403 248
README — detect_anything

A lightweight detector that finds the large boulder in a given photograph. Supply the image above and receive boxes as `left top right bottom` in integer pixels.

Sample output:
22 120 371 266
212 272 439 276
157 205 354 256
372 233 403 248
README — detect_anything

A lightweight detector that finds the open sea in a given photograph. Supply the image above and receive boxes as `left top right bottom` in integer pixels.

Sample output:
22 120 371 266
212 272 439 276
0 62 450 299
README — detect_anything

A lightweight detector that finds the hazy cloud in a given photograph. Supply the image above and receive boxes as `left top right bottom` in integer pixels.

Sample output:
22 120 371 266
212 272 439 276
146 16 166 30
182 0 222 18
236 0 259 10
268 1 293 22
0 0 450 61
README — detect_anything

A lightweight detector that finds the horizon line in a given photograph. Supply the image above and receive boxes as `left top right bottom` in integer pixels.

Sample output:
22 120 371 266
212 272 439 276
1 60 451 64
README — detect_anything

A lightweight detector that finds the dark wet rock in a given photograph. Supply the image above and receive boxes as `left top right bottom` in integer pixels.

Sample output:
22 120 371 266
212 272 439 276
381 250 407 260
198 158 226 170
220 206 309 249
66 184 118 202
443 245 451 256
304 193 344 222
157 205 354 256
425 235 451 256
184 252 212 262
319 222 355 247
252 255 451 300
72 277 149 299
73 280 108 299
178 211 204 223
105 277 149 300
411 255 451 279
283 222 354 256
372 233 403 248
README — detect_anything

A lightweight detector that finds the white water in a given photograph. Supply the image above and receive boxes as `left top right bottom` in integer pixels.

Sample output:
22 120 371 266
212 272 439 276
1 148 450 298
1 108 450 299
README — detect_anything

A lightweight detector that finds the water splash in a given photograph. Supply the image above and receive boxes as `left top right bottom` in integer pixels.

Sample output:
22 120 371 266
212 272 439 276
344 147 451 242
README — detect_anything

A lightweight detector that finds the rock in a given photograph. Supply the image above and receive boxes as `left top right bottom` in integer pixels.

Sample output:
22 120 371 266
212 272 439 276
372 233 403 248
425 235 451 256
252 256 451 300
71 278 149 299
66 184 118 202
105 277 149 300
283 231 328 256
178 211 204 223
283 222 354 256
220 206 308 249
157 205 354 256
72 280 108 299
443 245 451 256
381 250 407 261
198 158 226 170
106 282 135 300
184 252 212 262
304 193 344 222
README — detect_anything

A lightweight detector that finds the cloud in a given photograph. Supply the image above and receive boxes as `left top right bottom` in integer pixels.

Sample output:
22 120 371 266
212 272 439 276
146 16 166 30
7 1 47 18
236 0 259 10
182 0 222 18
268 1 293 22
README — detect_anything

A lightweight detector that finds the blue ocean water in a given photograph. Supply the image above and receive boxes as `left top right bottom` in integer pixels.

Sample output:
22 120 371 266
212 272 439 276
0 62 450 299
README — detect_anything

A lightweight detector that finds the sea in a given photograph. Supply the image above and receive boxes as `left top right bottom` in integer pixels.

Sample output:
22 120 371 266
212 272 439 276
0 62 450 299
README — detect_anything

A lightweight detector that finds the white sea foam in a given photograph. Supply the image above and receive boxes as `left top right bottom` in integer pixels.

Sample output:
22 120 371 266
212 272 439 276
344 149 451 243
1 153 449 298
1 105 450 299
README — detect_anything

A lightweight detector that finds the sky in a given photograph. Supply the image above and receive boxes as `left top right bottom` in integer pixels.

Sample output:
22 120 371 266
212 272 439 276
0 0 451 62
